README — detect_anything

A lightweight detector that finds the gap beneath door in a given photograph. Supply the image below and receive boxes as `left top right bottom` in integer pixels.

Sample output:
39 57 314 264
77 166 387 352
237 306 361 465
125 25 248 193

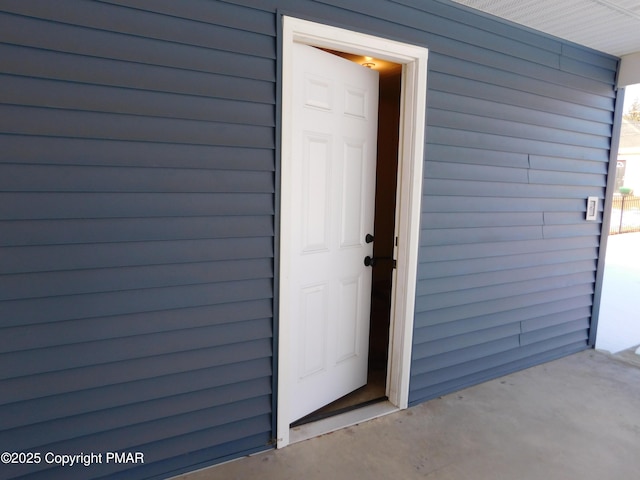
289 399 398 445
291 368 387 427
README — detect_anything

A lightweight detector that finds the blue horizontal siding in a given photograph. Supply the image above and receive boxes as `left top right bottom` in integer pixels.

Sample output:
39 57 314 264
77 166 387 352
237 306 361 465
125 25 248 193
1 238 273 274
0 216 273 247
102 0 277 36
2 377 273 452
409 340 588 402
1 300 272 355
1 105 274 147
0 8 276 69
0 2 277 479
3 337 273 398
0 278 273 327
419 247 597 279
418 260 596 295
2 336 273 404
0 42 275 99
414 301 593 345
0 74 275 126
0 165 274 193
412 17 615 400
0 192 274 219
0 259 273 304
0 134 274 169
1 356 272 430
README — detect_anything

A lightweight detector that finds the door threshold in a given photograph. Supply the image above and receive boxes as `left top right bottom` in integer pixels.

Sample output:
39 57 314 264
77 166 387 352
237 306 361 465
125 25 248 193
288 400 398 445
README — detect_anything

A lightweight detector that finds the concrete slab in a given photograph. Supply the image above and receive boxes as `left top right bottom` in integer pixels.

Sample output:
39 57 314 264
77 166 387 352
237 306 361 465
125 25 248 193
596 232 640 353
174 350 640 480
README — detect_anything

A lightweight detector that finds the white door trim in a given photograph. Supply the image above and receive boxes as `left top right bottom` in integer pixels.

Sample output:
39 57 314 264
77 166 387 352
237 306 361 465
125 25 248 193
278 16 428 448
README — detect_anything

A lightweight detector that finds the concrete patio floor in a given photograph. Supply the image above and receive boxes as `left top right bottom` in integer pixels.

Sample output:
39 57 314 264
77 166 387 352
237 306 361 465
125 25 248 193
176 348 640 480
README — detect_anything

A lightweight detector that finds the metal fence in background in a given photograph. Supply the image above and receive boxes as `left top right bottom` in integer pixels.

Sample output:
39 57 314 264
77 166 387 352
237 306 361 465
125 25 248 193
610 195 640 235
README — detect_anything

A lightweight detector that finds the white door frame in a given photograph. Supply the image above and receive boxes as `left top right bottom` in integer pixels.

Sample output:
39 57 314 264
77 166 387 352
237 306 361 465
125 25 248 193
278 16 428 448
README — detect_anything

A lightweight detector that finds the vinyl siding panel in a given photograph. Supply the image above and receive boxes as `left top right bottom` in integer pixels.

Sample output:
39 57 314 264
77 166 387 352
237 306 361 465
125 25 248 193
0 9 276 71
0 75 275 126
0 278 272 327
0 165 273 193
419 248 597 279
1 193 274 219
101 0 277 36
418 260 596 294
0 0 618 479
1 134 273 169
0 43 274 101
0 216 273 247
409 0 616 403
2 300 272 354
0 259 273 302
415 302 594 341
1 354 271 428
0 2 276 479
409 336 589 401
420 236 600 262
1 105 274 147
1 238 273 274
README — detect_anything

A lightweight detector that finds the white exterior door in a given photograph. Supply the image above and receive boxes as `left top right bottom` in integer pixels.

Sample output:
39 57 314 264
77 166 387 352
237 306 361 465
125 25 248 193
287 42 379 423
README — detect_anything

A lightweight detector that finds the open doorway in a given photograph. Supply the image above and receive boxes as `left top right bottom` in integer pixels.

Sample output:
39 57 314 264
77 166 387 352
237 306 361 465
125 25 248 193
290 52 403 427
595 83 640 355
278 16 428 448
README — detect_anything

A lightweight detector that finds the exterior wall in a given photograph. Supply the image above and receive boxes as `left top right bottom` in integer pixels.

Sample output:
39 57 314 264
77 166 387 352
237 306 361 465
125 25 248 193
0 1 618 479
402 2 618 402
0 3 276 479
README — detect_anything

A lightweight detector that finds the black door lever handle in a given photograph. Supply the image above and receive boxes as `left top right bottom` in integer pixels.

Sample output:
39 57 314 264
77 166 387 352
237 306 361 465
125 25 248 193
364 256 395 268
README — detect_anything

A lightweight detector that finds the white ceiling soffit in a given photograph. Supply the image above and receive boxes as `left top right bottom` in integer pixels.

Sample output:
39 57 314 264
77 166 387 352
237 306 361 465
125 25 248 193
449 0 640 57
